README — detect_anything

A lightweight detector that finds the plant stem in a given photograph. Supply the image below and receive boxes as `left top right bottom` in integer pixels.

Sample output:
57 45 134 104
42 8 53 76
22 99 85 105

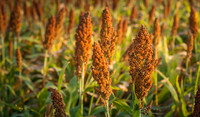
19 69 24 109
155 45 158 106
106 100 110 117
80 63 85 116
42 50 48 87
88 88 94 115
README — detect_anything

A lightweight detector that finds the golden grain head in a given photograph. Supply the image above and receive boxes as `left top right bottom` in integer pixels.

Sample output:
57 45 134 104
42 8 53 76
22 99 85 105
16 48 22 70
74 12 92 79
171 13 178 36
189 6 198 39
129 25 160 100
92 42 112 102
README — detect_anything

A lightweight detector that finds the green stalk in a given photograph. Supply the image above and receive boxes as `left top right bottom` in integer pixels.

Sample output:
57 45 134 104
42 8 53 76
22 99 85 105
80 63 85 116
106 100 110 117
155 45 158 106
19 68 24 109
88 89 95 115
42 50 48 87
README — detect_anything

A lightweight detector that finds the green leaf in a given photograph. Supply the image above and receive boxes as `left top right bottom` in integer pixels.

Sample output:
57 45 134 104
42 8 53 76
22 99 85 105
90 105 105 115
22 76 34 91
5 84 16 96
113 99 133 116
58 62 69 92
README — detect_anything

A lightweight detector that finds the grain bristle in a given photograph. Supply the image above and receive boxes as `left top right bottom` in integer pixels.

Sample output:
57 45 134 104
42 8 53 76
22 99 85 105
92 42 112 102
74 12 92 79
99 7 117 64
43 15 56 51
50 88 67 117
129 25 160 100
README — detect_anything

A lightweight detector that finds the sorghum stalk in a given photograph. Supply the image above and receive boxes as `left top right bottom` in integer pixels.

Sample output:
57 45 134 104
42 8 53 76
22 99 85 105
153 18 160 106
129 25 160 107
42 15 56 87
92 42 112 108
74 12 92 116
106 100 110 117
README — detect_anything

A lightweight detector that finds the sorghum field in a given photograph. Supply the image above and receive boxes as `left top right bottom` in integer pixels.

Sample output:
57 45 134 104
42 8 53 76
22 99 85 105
0 0 200 117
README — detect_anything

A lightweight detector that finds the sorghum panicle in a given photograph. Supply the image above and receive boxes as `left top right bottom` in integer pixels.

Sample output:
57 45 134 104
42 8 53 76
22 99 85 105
8 1 21 37
0 1 7 35
24 0 31 20
34 0 43 22
189 6 198 39
167 0 172 16
128 25 160 100
99 7 117 64
92 42 112 104
112 0 119 11
74 12 92 79
171 13 178 36
161 23 165 37
187 34 193 59
16 48 22 70
130 5 137 23
163 2 168 18
149 5 156 23
50 88 67 117
153 18 160 45
43 16 56 51
68 8 75 34
192 86 200 116
93 0 99 7
143 0 148 8
55 7 66 39
31 4 37 22
117 19 123 44
122 18 128 38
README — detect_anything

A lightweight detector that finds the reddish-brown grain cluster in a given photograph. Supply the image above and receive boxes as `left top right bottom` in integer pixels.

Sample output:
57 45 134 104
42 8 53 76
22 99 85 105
16 48 22 70
192 86 200 116
143 0 148 8
99 7 117 64
43 16 56 51
153 18 160 45
129 25 160 100
8 2 21 37
24 0 31 20
189 6 198 39
187 34 193 59
33 0 43 22
122 19 128 38
50 88 66 117
0 1 7 36
92 42 112 104
171 13 178 36
74 12 92 79
149 5 156 23
117 20 123 44
130 5 137 23
68 8 75 34
112 0 119 11
55 7 66 39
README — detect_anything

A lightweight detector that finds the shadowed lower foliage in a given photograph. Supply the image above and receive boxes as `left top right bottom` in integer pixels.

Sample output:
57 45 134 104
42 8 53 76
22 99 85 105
192 86 200 116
